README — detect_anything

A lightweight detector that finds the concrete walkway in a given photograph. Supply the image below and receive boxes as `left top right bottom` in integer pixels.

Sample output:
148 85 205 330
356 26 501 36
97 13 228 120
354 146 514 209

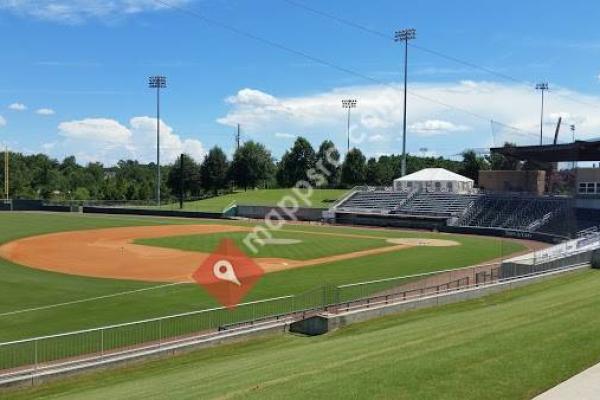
534 362 600 399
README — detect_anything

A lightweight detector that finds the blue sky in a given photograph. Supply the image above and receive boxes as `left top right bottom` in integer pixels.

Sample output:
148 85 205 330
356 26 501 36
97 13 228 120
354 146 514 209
1 0 600 165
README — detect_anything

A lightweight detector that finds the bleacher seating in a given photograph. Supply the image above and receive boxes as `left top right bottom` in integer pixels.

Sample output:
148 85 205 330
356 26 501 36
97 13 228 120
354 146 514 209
393 192 480 217
333 189 600 236
456 195 568 231
336 191 409 213
540 208 600 236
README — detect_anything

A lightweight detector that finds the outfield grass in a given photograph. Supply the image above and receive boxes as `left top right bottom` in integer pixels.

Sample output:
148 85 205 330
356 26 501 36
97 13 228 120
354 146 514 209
4 271 599 400
0 213 523 342
164 188 348 212
136 230 391 260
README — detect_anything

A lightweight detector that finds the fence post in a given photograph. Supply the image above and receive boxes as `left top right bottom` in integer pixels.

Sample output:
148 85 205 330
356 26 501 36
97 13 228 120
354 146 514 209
159 319 162 347
101 328 104 357
34 339 38 371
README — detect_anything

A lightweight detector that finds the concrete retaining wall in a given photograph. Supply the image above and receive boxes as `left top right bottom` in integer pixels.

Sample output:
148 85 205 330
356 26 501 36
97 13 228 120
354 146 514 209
334 212 446 230
82 206 224 219
291 266 588 335
2 322 289 389
236 205 325 221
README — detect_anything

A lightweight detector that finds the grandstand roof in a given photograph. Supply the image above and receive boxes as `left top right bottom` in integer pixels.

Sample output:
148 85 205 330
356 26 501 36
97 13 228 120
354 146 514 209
394 168 473 182
491 140 600 162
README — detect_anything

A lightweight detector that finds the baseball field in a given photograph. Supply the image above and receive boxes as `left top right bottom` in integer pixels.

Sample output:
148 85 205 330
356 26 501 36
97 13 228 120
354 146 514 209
0 212 529 343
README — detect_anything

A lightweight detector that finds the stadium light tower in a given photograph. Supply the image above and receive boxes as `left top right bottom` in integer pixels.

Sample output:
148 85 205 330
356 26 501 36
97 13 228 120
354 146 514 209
395 28 416 177
535 82 548 146
341 99 357 154
148 75 167 206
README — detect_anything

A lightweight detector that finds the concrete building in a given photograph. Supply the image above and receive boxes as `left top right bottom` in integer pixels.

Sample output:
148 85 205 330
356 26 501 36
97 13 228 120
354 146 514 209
478 170 546 195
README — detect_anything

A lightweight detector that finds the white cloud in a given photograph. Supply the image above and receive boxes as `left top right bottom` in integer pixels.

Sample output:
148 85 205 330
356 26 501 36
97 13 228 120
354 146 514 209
36 108 55 116
53 116 205 165
275 132 295 139
127 116 206 163
59 118 132 144
8 102 26 111
409 120 470 136
0 0 193 23
0 115 6 127
226 88 280 107
367 133 386 142
217 81 600 157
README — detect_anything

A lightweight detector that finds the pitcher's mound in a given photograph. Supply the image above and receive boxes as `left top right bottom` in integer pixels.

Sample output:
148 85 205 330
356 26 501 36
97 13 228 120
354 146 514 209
254 238 303 245
386 238 459 247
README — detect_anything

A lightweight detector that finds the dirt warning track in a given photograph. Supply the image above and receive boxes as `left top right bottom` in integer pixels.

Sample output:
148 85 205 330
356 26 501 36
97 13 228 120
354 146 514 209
0 224 442 283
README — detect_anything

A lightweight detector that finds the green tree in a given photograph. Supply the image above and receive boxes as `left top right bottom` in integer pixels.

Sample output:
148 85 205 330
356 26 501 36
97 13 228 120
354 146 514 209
166 154 201 199
376 155 400 185
276 137 316 187
230 141 274 190
460 150 489 184
366 157 379 186
486 142 521 170
200 147 229 194
341 148 367 187
72 187 90 200
315 140 340 188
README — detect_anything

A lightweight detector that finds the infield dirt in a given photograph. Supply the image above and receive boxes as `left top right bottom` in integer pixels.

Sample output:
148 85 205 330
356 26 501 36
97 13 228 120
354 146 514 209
0 224 431 282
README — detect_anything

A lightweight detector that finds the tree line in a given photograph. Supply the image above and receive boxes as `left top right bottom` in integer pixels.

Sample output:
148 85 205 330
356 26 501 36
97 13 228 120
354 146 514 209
0 138 517 201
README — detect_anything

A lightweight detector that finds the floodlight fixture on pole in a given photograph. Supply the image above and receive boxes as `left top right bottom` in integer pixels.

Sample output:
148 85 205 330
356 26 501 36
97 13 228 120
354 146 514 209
395 28 416 176
148 75 167 206
341 99 357 154
535 82 548 146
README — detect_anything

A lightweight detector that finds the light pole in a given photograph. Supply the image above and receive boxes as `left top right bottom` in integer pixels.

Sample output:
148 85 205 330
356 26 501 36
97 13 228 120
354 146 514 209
535 82 548 146
571 124 576 169
3 144 8 203
148 75 167 206
395 28 416 177
341 99 357 154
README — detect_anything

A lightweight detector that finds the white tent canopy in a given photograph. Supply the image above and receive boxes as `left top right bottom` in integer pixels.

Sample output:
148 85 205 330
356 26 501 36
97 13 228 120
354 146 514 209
393 168 474 194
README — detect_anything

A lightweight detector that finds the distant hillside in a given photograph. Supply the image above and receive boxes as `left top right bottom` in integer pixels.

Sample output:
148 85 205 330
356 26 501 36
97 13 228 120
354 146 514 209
170 188 349 212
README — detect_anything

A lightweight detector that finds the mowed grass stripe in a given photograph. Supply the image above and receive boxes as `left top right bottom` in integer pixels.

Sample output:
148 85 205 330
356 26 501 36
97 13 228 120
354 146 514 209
161 188 348 212
135 230 391 260
0 213 523 341
4 271 600 400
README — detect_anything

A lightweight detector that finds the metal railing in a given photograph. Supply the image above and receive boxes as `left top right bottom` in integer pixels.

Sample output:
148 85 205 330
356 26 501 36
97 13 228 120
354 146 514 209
1 245 597 378
0 282 343 375
0 295 296 374
336 263 500 305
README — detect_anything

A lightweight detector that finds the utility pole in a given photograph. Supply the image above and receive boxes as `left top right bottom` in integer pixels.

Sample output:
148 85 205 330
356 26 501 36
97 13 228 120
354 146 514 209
535 82 548 146
341 99 357 154
395 28 416 177
179 153 184 210
148 75 167 206
235 124 241 150
4 144 8 202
